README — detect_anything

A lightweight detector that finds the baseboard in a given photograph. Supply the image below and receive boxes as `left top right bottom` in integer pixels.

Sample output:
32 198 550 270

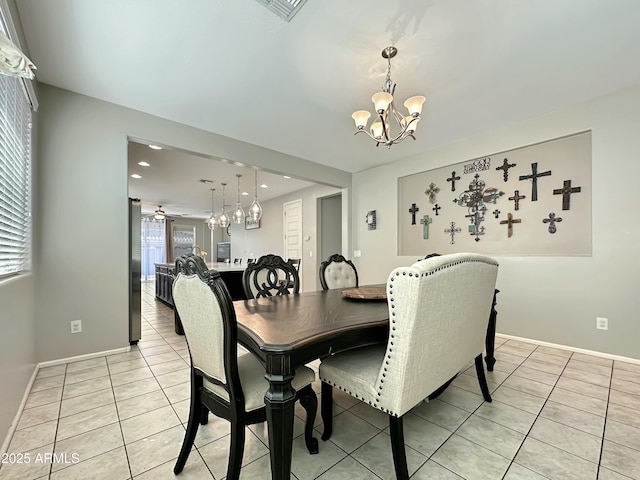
496 333 640 365
1 365 38 455
1 345 132 454
37 345 131 368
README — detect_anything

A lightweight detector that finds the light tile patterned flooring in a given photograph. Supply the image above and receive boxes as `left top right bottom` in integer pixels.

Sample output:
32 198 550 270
2 282 640 479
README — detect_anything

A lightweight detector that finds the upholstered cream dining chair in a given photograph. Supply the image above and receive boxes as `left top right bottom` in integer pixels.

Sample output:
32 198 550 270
319 253 359 290
171 254 318 480
319 253 499 480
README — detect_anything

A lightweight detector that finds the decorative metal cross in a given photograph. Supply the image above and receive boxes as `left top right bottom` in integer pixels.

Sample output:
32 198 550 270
508 190 526 211
432 204 441 216
408 203 420 225
499 213 522 238
553 179 581 210
420 214 432 239
493 209 501 219
465 210 485 242
519 162 551 201
495 158 517 182
542 212 562 234
446 171 461 192
424 182 440 204
444 221 462 244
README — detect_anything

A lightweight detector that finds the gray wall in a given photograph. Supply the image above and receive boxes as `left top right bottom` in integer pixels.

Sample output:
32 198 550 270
320 194 342 262
0 0 38 450
229 184 342 291
35 84 351 362
352 84 640 359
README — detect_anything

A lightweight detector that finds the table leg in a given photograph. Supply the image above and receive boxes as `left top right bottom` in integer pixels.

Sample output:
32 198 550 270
484 289 499 372
264 351 296 480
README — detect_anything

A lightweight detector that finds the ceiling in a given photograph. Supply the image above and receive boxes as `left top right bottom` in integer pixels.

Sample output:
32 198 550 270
14 0 640 214
127 141 315 218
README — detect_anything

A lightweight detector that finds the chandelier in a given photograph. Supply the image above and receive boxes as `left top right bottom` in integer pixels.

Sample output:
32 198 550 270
351 46 425 147
207 188 216 231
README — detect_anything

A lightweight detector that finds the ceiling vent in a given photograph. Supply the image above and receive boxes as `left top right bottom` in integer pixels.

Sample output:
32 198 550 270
254 0 308 22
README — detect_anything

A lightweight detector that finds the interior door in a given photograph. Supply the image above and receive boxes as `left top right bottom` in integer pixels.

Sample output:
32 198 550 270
283 199 303 285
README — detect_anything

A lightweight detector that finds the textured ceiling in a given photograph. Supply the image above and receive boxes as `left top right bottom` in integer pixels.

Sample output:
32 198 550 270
14 0 640 213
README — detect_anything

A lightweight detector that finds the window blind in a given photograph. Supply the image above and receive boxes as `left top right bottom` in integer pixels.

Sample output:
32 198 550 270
0 19 32 278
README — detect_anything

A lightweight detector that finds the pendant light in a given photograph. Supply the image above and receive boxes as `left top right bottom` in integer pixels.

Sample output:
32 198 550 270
232 174 245 224
249 169 263 221
207 188 216 230
218 183 230 228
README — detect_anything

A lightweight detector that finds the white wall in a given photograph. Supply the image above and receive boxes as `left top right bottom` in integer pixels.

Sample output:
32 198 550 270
229 184 342 292
35 84 350 362
352 84 640 359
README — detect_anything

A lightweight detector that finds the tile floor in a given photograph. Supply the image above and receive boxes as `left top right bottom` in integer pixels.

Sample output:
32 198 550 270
1 282 640 479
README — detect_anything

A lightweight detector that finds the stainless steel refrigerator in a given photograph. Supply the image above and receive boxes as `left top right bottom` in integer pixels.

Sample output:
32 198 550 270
129 198 142 344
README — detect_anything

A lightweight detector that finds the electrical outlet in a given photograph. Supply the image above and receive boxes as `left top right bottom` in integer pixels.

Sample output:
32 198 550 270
596 317 608 330
70 319 82 334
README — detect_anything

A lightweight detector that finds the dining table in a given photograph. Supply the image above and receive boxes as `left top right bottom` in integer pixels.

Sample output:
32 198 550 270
232 285 499 480
233 287 389 480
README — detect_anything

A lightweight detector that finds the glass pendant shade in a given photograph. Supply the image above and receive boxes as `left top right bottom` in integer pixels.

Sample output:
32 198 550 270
370 121 384 139
233 204 245 224
404 95 426 116
351 110 371 129
218 211 229 228
218 183 230 228
249 169 263 221
232 174 245 224
207 214 216 230
371 92 393 112
207 189 216 230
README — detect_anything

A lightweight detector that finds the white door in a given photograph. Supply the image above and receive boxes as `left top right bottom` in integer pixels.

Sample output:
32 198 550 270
283 199 303 285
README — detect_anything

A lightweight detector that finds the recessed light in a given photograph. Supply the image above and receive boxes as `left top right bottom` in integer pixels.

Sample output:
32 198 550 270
260 184 268 188
241 191 249 196
130 174 142 179
148 145 162 150
283 175 291 179
137 161 150 167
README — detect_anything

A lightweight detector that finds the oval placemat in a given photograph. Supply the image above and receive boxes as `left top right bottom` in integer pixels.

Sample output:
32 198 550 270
341 286 387 301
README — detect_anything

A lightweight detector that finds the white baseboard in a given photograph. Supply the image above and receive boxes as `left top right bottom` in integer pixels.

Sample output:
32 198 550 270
1 345 132 455
0 365 38 455
496 333 640 365
37 346 131 368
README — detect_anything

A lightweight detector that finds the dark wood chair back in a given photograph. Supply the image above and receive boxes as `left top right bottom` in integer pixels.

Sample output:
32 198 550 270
242 254 300 298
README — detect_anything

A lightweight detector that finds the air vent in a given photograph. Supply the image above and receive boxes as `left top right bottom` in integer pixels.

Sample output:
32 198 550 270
254 0 308 21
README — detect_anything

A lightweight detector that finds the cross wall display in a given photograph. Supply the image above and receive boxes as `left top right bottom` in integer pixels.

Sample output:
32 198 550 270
398 132 592 256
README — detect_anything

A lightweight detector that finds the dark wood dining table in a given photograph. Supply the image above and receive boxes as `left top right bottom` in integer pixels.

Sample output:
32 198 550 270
233 287 389 480
232 286 499 480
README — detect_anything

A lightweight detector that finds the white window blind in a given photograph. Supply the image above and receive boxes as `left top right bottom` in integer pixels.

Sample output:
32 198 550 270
0 18 32 278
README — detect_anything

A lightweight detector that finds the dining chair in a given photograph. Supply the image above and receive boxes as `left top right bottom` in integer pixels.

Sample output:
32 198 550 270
319 253 358 290
171 254 318 479
242 254 300 298
319 253 499 480
233 257 242 264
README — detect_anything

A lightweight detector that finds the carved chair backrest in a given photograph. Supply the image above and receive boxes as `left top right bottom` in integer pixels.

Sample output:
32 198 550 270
172 254 246 407
242 254 300 299
319 254 359 290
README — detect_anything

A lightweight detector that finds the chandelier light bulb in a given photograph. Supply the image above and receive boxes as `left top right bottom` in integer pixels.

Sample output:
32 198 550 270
371 92 393 113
